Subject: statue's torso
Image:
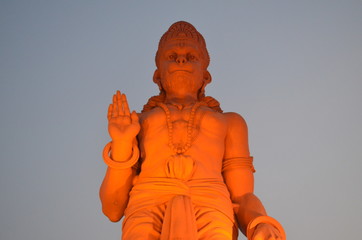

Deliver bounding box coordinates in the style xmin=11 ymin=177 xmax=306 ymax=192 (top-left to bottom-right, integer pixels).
xmin=138 ymin=104 xmax=228 ymax=180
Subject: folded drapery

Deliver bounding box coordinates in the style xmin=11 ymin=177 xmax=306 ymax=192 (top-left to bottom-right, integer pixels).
xmin=123 ymin=177 xmax=235 ymax=239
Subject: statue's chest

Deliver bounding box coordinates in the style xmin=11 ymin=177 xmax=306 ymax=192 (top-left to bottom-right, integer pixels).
xmin=140 ymin=106 xmax=227 ymax=141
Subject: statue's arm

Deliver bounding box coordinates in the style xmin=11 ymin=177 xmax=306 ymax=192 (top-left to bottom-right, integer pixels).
xmin=100 ymin=163 xmax=136 ymax=222
xmin=99 ymin=91 xmax=140 ymax=222
xmin=223 ymin=112 xmax=285 ymax=239
xmin=222 ymin=112 xmax=267 ymax=233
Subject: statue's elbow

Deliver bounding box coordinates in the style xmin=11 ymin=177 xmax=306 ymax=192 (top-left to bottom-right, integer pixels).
xmin=108 ymin=214 xmax=122 ymax=223
xmin=102 ymin=207 xmax=123 ymax=222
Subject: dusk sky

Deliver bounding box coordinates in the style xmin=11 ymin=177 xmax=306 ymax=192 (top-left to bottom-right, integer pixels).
xmin=1 ymin=1 xmax=361 ymax=239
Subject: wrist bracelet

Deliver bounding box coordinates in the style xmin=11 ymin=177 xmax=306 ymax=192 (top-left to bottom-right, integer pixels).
xmin=102 ymin=142 xmax=139 ymax=169
xmin=246 ymin=215 xmax=286 ymax=240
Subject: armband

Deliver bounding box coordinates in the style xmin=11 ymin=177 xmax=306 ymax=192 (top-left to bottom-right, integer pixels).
xmin=246 ymin=215 xmax=286 ymax=240
xmin=102 ymin=142 xmax=139 ymax=169
xmin=222 ymin=156 xmax=255 ymax=173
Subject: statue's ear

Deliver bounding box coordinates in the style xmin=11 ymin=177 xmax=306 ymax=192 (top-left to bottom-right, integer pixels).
xmin=153 ymin=69 xmax=160 ymax=83
xmin=204 ymin=70 xmax=212 ymax=85
xmin=153 ymin=69 xmax=162 ymax=91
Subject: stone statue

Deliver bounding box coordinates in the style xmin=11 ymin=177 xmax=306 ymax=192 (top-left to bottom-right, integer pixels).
xmin=100 ymin=21 xmax=285 ymax=240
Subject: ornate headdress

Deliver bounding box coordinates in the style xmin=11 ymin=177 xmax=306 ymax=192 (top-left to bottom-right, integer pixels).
xmin=155 ymin=21 xmax=210 ymax=68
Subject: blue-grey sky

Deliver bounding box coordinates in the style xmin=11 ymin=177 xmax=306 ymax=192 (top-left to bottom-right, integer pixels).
xmin=1 ymin=1 xmax=361 ymax=239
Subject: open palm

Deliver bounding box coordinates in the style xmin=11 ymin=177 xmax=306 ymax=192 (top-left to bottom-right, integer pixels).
xmin=107 ymin=91 xmax=140 ymax=142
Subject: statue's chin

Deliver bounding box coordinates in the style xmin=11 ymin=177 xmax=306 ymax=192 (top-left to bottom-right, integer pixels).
xmin=167 ymin=86 xmax=196 ymax=96
xmin=167 ymin=77 xmax=197 ymax=94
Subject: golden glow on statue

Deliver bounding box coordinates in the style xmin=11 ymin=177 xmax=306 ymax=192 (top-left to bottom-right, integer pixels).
xmin=100 ymin=21 xmax=285 ymax=240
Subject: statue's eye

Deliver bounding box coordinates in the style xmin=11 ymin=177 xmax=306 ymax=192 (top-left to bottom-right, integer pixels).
xmin=188 ymin=54 xmax=197 ymax=61
xmin=168 ymin=54 xmax=176 ymax=60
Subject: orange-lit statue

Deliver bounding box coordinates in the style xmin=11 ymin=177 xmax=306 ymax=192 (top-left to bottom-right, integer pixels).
xmin=100 ymin=21 xmax=285 ymax=240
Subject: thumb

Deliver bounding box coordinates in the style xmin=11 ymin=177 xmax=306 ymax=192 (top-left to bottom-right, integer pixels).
xmin=131 ymin=111 xmax=139 ymax=123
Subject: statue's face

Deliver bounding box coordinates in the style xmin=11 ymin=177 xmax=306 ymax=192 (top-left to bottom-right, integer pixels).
xmin=156 ymin=39 xmax=207 ymax=97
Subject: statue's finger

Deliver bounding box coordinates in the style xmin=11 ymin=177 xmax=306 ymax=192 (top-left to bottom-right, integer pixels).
xmin=122 ymin=94 xmax=131 ymax=116
xmin=271 ymin=225 xmax=284 ymax=240
xmin=112 ymin=94 xmax=118 ymax=116
xmin=251 ymin=231 xmax=264 ymax=240
xmin=117 ymin=91 xmax=124 ymax=115
xmin=112 ymin=95 xmax=119 ymax=117
xmin=107 ymin=104 xmax=112 ymax=120
xmin=113 ymin=105 xmax=119 ymax=118
xmin=274 ymin=231 xmax=282 ymax=240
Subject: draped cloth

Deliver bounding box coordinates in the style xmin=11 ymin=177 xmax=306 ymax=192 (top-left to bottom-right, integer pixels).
xmin=160 ymin=195 xmax=197 ymax=240
xmin=123 ymin=177 xmax=236 ymax=240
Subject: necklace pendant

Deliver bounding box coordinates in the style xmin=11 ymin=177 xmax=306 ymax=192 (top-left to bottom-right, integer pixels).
xmin=165 ymin=154 xmax=196 ymax=181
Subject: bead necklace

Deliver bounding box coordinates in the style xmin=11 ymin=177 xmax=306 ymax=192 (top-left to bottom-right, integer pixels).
xmin=157 ymin=101 xmax=204 ymax=154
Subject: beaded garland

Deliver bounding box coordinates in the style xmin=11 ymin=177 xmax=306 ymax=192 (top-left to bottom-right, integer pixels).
xmin=157 ymin=102 xmax=204 ymax=154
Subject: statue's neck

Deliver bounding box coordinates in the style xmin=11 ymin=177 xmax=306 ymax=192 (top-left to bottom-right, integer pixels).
xmin=164 ymin=94 xmax=198 ymax=110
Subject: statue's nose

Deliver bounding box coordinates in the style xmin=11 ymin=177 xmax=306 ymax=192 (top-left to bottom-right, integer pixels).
xmin=176 ymin=55 xmax=187 ymax=64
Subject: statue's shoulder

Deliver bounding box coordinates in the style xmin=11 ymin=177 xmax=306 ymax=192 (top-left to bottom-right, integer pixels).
xmin=222 ymin=112 xmax=248 ymax=130
xmin=138 ymin=106 xmax=163 ymax=123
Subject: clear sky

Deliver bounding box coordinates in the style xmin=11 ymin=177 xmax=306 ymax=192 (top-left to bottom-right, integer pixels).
xmin=1 ymin=1 xmax=361 ymax=239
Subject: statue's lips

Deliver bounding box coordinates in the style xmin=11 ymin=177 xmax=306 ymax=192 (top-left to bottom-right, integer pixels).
xmin=169 ymin=69 xmax=193 ymax=74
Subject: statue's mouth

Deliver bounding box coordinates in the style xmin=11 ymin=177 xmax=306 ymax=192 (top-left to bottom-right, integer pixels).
xmin=168 ymin=64 xmax=193 ymax=73
xmin=172 ymin=70 xmax=192 ymax=73
xmin=170 ymin=68 xmax=193 ymax=74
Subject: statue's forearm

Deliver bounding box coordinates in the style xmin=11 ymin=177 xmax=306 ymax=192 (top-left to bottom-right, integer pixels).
xmin=100 ymin=141 xmax=137 ymax=222
xmin=223 ymin=168 xmax=265 ymax=233
xmin=99 ymin=167 xmax=135 ymax=222
xmin=234 ymin=192 xmax=267 ymax=234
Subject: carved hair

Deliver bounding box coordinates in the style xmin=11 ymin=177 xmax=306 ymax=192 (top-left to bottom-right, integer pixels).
xmin=142 ymin=21 xmax=222 ymax=113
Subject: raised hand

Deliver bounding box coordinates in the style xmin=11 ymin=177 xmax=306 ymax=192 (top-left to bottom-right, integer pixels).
xmin=107 ymin=90 xmax=140 ymax=142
